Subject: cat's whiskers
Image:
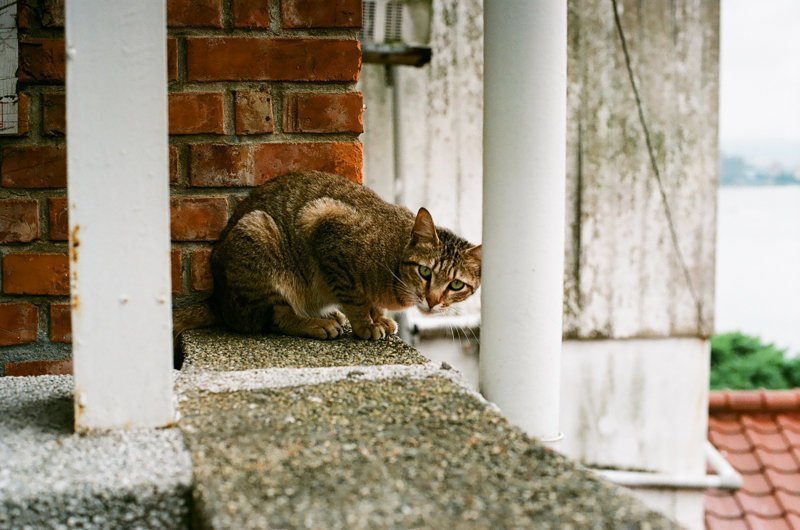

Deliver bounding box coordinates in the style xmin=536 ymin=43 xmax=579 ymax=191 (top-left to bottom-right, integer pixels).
xmin=446 ymin=321 xmax=457 ymax=346
xmin=464 ymin=324 xmax=479 ymax=344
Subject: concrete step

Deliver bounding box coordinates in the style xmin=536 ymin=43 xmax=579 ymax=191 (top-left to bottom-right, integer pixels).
xmin=0 ymin=375 xmax=192 ymax=529
xmin=178 ymin=329 xmax=679 ymax=529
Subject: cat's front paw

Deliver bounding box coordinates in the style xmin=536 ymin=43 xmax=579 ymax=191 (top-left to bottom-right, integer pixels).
xmin=375 ymin=315 xmax=398 ymax=335
xmin=352 ymin=322 xmax=384 ymax=340
xmin=326 ymin=309 xmax=348 ymax=327
xmin=352 ymin=317 xmax=397 ymax=340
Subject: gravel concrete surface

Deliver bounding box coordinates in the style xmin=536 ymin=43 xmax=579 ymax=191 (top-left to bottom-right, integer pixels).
xmin=180 ymin=376 xmax=678 ymax=529
xmin=181 ymin=328 xmax=428 ymax=371
xmin=0 ymin=375 xmax=192 ymax=529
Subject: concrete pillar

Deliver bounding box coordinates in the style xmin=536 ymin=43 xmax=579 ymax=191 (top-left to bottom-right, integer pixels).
xmin=66 ymin=0 xmax=174 ymax=430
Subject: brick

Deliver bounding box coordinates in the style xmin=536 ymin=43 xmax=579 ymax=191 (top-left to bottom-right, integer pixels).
xmin=170 ymin=197 xmax=228 ymax=241
xmin=16 ymin=0 xmax=63 ymax=30
xmin=187 ymin=38 xmax=361 ymax=82
xmin=0 ymin=199 xmax=40 ymax=243
xmin=232 ymin=0 xmax=270 ymax=28
xmin=190 ymin=142 xmax=363 ymax=186
xmin=49 ymin=302 xmax=71 ymax=343
xmin=171 ymin=248 xmax=182 ymax=294
xmin=16 ymin=93 xmax=30 ymax=136
xmin=284 ymin=92 xmax=363 ymax=133
xmin=18 ymin=38 xmax=65 ymax=83
xmin=281 ymin=0 xmax=361 ymax=28
xmin=170 ymin=145 xmax=180 ymax=183
xmin=169 ymin=92 xmax=225 ymax=135
xmin=168 ymin=0 xmax=223 ymax=28
xmin=252 ymin=142 xmax=362 ymax=183
xmin=190 ymin=248 xmax=213 ymax=292
xmin=48 ymin=197 xmax=68 ymax=241
xmin=234 ymin=91 xmax=274 ymax=134
xmin=41 ymin=0 xmax=65 ymax=28
xmin=1 ymin=146 xmax=67 ymax=188
xmin=5 ymin=359 xmax=73 ymax=376
xmin=190 ymin=144 xmax=255 ymax=187
xmin=17 ymin=1 xmax=32 ymax=29
xmin=168 ymin=38 xmax=178 ymax=82
xmin=42 ymin=92 xmax=66 ymax=136
xmin=3 ymin=253 xmax=70 ymax=295
xmin=0 ymin=303 xmax=38 ymax=346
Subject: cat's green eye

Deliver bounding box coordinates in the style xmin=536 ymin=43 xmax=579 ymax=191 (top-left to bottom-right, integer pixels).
xmin=449 ymin=279 xmax=465 ymax=291
xmin=418 ymin=265 xmax=432 ymax=280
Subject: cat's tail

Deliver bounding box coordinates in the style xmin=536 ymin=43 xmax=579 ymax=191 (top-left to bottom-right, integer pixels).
xmin=173 ymin=301 xmax=219 ymax=342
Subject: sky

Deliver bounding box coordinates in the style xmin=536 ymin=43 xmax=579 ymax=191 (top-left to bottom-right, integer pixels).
xmin=720 ymin=0 xmax=800 ymax=166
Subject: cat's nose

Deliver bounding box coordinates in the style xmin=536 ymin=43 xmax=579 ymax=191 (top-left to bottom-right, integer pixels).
xmin=426 ymin=294 xmax=440 ymax=309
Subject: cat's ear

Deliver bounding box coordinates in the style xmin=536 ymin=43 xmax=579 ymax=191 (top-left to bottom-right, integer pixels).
xmin=465 ymin=244 xmax=482 ymax=262
xmin=411 ymin=207 xmax=439 ymax=246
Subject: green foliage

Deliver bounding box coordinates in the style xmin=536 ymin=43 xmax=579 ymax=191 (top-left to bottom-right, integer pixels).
xmin=710 ymin=332 xmax=800 ymax=390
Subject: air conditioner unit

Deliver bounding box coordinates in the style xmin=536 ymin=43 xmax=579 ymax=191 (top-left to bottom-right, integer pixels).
xmin=359 ymin=0 xmax=432 ymax=67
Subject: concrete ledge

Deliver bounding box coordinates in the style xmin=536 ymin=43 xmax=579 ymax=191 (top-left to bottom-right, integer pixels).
xmin=0 ymin=376 xmax=192 ymax=529
xmin=178 ymin=331 xmax=678 ymax=529
xmin=181 ymin=328 xmax=428 ymax=371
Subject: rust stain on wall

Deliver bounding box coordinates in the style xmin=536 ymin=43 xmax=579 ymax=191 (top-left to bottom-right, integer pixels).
xmin=70 ymin=223 xmax=79 ymax=310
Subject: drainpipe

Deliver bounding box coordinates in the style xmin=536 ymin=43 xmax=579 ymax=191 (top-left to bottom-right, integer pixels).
xmin=593 ymin=442 xmax=743 ymax=490
xmin=480 ymin=2 xmax=567 ymax=442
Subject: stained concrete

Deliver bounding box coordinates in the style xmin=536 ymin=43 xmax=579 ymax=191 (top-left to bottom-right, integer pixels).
xmin=180 ymin=375 xmax=677 ymax=529
xmin=181 ymin=328 xmax=428 ymax=371
xmin=0 ymin=375 xmax=192 ymax=529
xmin=1 ymin=332 xmax=679 ymax=528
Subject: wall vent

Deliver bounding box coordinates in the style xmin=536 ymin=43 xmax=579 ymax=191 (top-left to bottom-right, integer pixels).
xmin=359 ymin=0 xmax=432 ymax=67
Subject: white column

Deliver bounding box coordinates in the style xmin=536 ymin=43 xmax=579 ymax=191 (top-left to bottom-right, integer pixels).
xmin=480 ymin=1 xmax=567 ymax=441
xmin=66 ymin=0 xmax=174 ymax=430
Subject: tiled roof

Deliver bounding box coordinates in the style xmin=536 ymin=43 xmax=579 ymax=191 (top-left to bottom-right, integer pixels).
xmin=706 ymin=390 xmax=800 ymax=530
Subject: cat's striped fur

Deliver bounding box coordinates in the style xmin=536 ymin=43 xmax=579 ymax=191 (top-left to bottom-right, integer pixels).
xmin=174 ymin=171 xmax=481 ymax=341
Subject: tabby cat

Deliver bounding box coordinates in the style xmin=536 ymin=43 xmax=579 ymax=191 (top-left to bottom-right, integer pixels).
xmin=175 ymin=171 xmax=481 ymax=340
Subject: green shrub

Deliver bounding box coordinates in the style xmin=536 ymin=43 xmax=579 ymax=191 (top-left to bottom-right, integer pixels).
xmin=710 ymin=332 xmax=800 ymax=390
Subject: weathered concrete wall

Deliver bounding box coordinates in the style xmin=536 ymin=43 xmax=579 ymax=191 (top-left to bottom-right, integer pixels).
xmin=564 ymin=0 xmax=720 ymax=339
xmin=362 ymin=0 xmax=720 ymax=340
xmin=560 ymin=337 xmax=710 ymax=475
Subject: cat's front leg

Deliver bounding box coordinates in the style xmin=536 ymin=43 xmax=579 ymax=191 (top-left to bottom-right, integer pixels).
xmin=370 ymin=306 xmax=397 ymax=336
xmin=341 ymin=303 xmax=391 ymax=340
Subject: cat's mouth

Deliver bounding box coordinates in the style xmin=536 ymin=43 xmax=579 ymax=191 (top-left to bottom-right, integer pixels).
xmin=416 ymin=302 xmax=443 ymax=315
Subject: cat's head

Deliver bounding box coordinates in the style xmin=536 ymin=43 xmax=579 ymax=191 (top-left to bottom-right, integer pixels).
xmin=399 ymin=208 xmax=481 ymax=314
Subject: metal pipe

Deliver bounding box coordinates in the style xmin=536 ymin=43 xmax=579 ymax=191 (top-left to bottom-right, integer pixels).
xmin=480 ymin=1 xmax=568 ymax=441
xmin=593 ymin=442 xmax=742 ymax=490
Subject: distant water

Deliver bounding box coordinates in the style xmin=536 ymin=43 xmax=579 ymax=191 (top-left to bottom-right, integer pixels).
xmin=715 ymin=186 xmax=800 ymax=355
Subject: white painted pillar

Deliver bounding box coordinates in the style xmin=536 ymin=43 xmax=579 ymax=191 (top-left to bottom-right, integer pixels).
xmin=66 ymin=0 xmax=174 ymax=430
xmin=480 ymin=1 xmax=567 ymax=441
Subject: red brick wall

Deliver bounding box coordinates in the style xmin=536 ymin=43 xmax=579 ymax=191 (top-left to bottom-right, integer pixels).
xmin=1 ymin=0 xmax=363 ymax=374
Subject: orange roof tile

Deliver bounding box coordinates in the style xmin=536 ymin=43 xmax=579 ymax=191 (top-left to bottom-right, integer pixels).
xmin=743 ymin=514 xmax=792 ymax=530
xmin=740 ymin=473 xmax=772 ymax=496
xmin=747 ymin=430 xmax=790 ymax=452
xmin=705 ymin=514 xmax=749 ymax=530
xmin=776 ymin=413 xmax=800 ymax=433
xmin=705 ymin=491 xmax=744 ymax=519
xmin=707 ymin=390 xmax=800 ymax=529
xmin=741 ymin=414 xmax=780 ymax=434
xmin=754 ymin=448 xmax=798 ymax=473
